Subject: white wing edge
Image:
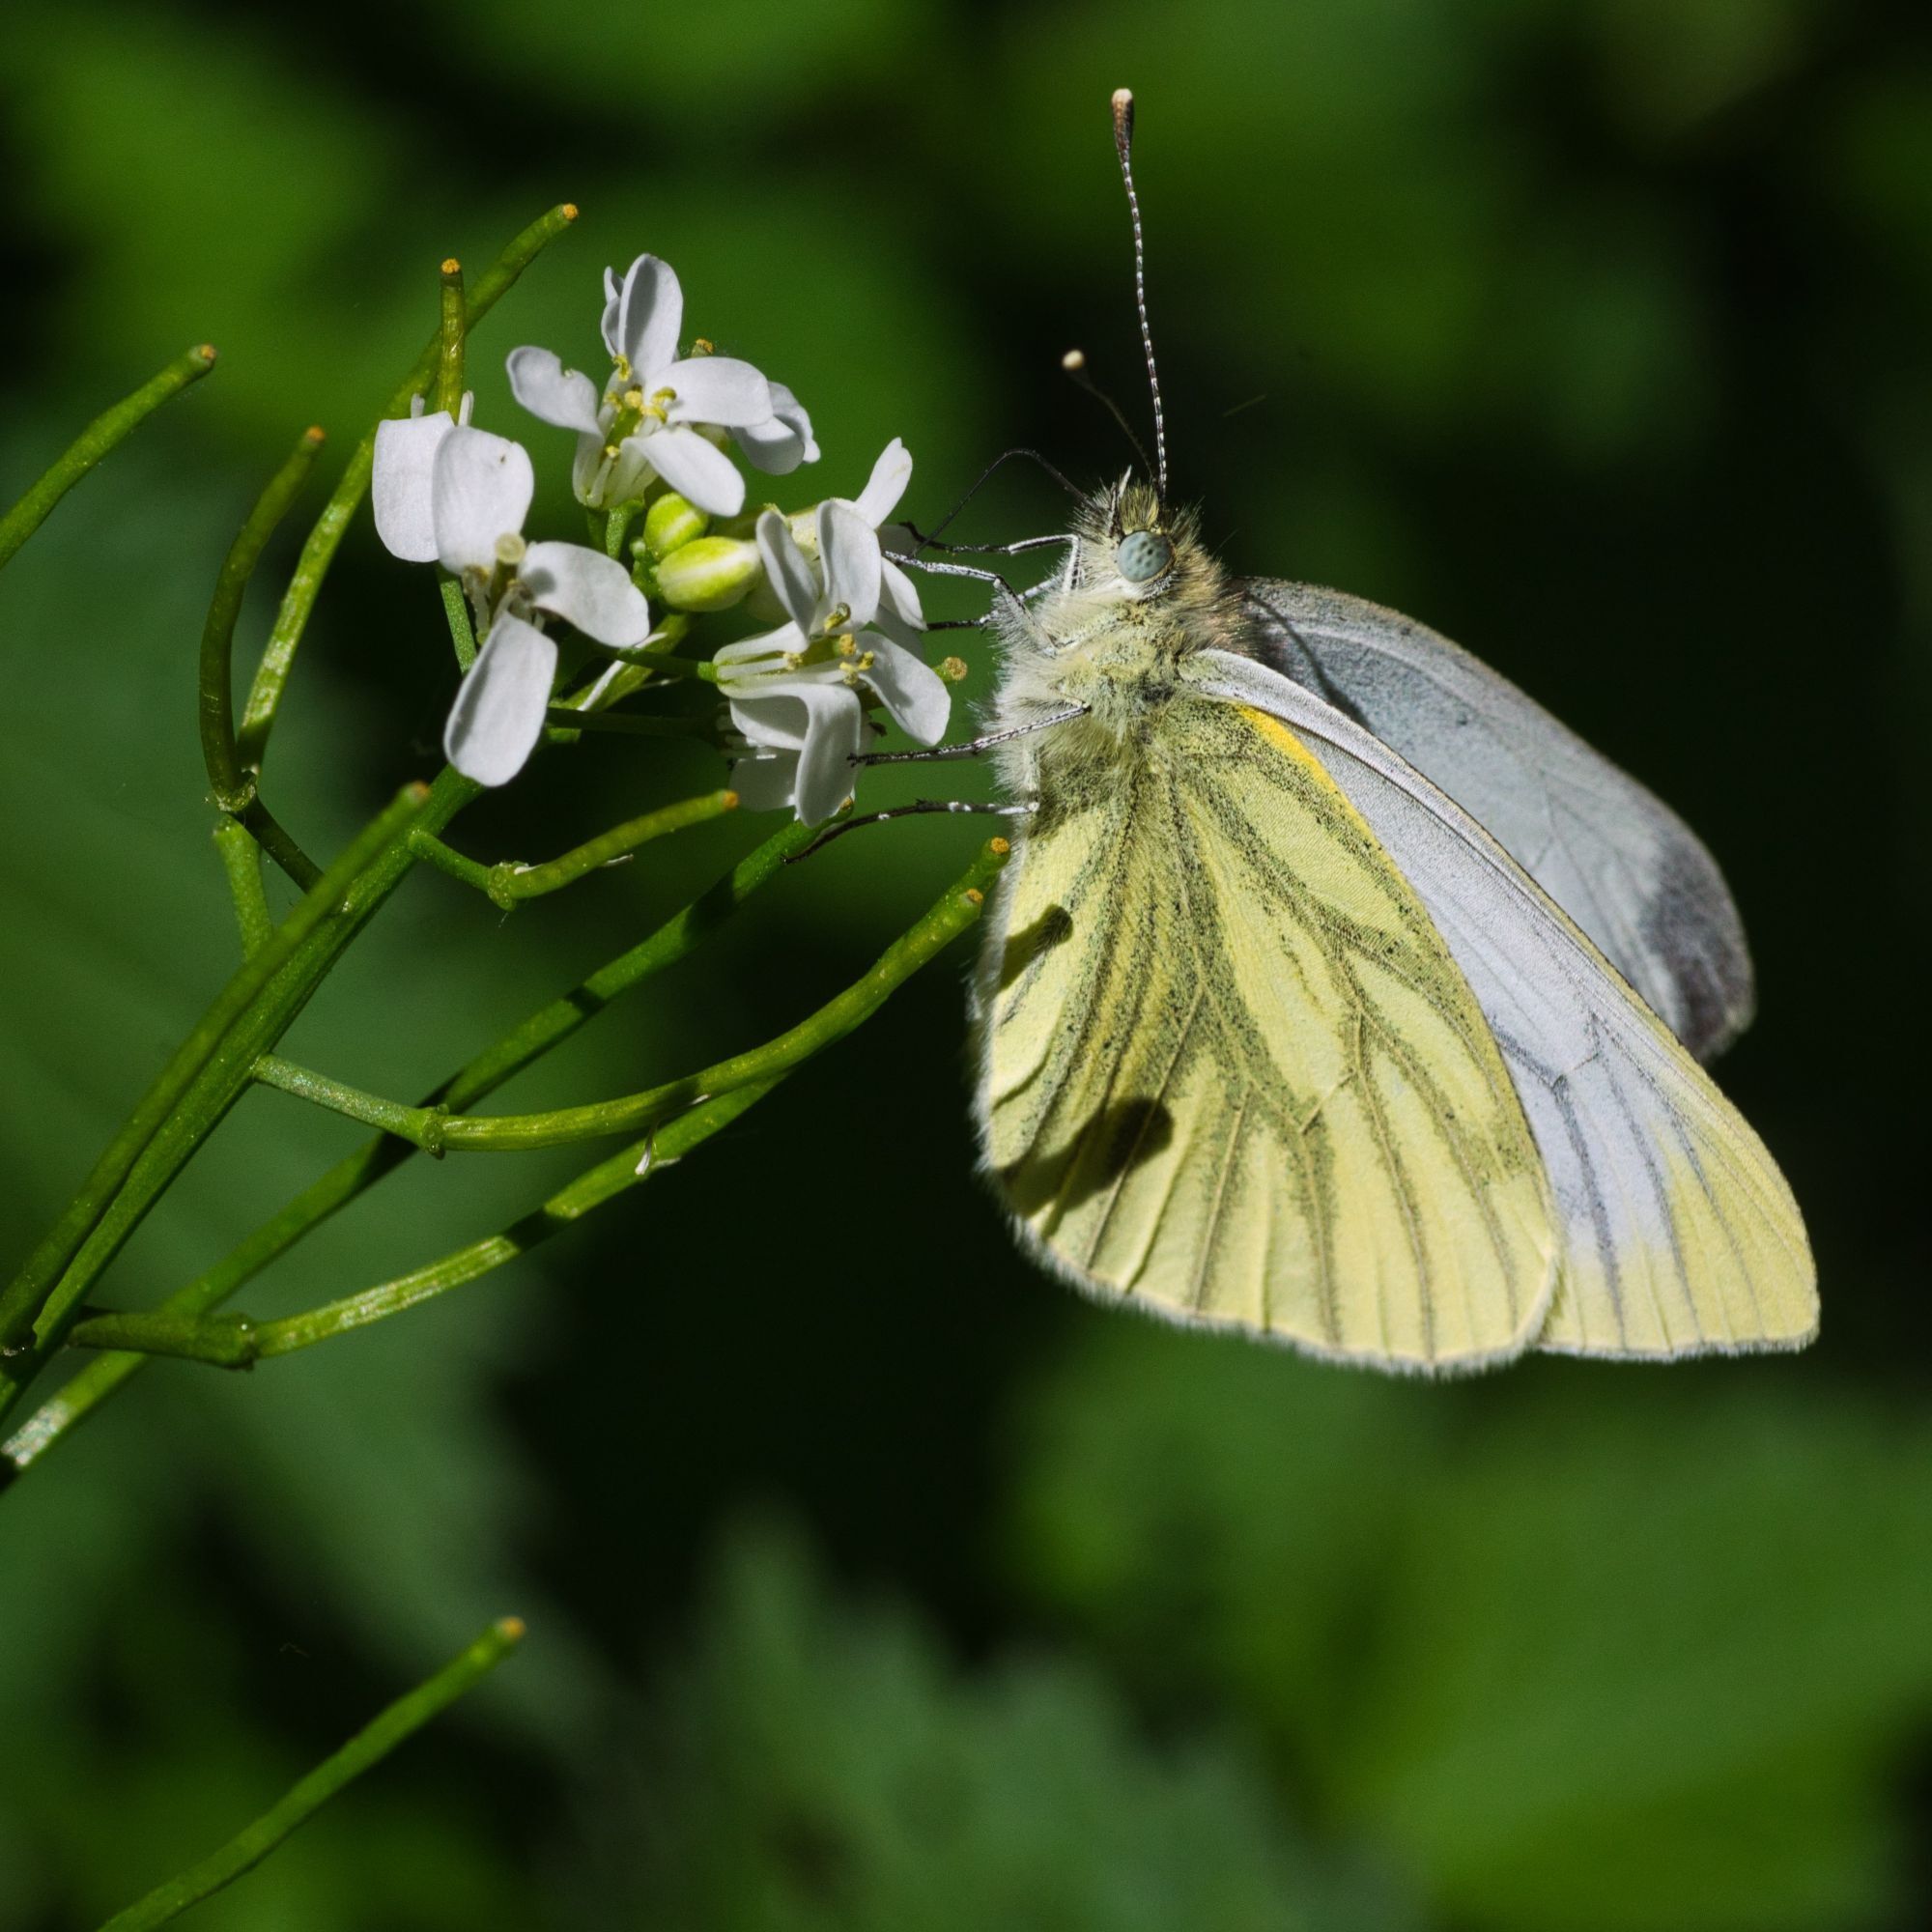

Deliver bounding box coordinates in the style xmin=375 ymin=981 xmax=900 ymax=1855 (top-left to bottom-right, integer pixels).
xmin=1192 ymin=648 xmax=1817 ymax=1361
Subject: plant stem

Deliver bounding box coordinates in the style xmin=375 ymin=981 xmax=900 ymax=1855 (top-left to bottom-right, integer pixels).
xmin=236 ymin=203 xmax=578 ymax=770
xmin=252 ymin=1056 xmax=445 ymax=1151
xmin=0 ymin=775 xmax=474 ymax=1425
xmin=213 ymin=819 xmax=273 ymax=956
xmin=437 ymin=837 xmax=1008 ymax=1151
xmin=416 ymin=788 xmax=739 ymax=910
xmin=199 ymin=425 xmax=326 ymax=812
xmin=0 ymin=345 xmax=216 ymax=572
xmin=436 ymin=258 xmax=466 ymax=418
xmin=1 ymin=818 xmax=813 ymax=1481
xmin=231 ymin=795 xmax=324 ymax=892
xmin=439 ymin=575 xmax=478 ymax=670
xmin=71 ymin=1084 xmax=778 ymax=1366
xmin=97 ymin=1619 xmax=525 ymax=1931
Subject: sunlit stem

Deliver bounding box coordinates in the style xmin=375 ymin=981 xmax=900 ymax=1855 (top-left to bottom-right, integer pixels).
xmin=440 ymin=575 xmax=479 ymax=670
xmin=212 ymin=819 xmax=272 ymax=957
xmin=412 ymin=788 xmax=738 ymax=910
xmin=252 ymin=1055 xmax=446 ymax=1152
xmin=0 ymin=818 xmax=816 ymax=1482
xmin=199 ymin=424 xmax=327 ymax=813
xmin=437 ymin=838 xmax=1009 ymax=1152
xmin=436 ymin=257 xmax=466 ymax=417
xmin=0 ymin=778 xmax=468 ymax=1424
xmin=237 ymin=202 xmax=578 ymax=770
xmin=67 ymin=1088 xmax=774 ymax=1369
xmin=0 ymin=344 xmax=216 ymax=572
xmin=97 ymin=1619 xmax=525 ymax=1931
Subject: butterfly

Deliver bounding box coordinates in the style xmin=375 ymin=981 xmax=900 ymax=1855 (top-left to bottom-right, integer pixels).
xmin=952 ymin=93 xmax=1814 ymax=1373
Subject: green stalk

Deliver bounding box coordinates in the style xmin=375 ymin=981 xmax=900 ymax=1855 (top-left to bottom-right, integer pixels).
xmin=414 ymin=787 xmax=738 ymax=909
xmin=0 ymin=774 xmax=475 ymax=1425
xmin=252 ymin=1056 xmax=445 ymax=1151
xmin=213 ymin=819 xmax=273 ymax=957
xmin=68 ymin=1086 xmax=774 ymax=1369
xmin=0 ymin=345 xmax=216 ymax=572
xmin=237 ymin=203 xmax=578 ymax=769
xmin=98 ymin=1619 xmax=525 ymax=1931
xmin=199 ymin=425 xmax=327 ymax=812
xmin=436 ymin=257 xmax=466 ymax=418
xmin=435 ymin=836 xmax=1007 ymax=1151
xmin=1 ymin=819 xmax=813 ymax=1481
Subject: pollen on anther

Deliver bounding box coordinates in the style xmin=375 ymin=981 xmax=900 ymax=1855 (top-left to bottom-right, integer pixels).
xmin=560 ymin=203 xmax=580 ymax=220
xmin=965 ymin=888 xmax=985 ymax=906
xmin=990 ymin=838 xmax=1011 ymax=855
xmin=302 ymin=425 xmax=327 ymax=444
xmin=440 ymin=256 xmax=461 ymax=275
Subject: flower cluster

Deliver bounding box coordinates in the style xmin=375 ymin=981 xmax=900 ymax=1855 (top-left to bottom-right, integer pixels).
xmin=370 ymin=253 xmax=950 ymax=814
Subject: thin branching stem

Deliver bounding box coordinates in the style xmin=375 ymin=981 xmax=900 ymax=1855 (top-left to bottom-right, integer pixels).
xmin=252 ymin=1056 xmax=446 ymax=1151
xmin=0 ymin=345 xmax=216 ymax=571
xmin=51 ymin=838 xmax=1004 ymax=1372
xmin=436 ymin=837 xmax=1009 ymax=1152
xmin=199 ymin=426 xmax=327 ymax=812
xmin=237 ymin=203 xmax=578 ymax=769
xmin=67 ymin=1087 xmax=774 ymax=1368
xmin=413 ymin=788 xmax=739 ymax=910
xmin=1 ymin=818 xmax=814 ymax=1481
xmin=98 ymin=1620 xmax=525 ymax=1931
xmin=0 ymin=777 xmax=473 ymax=1426
xmin=212 ymin=820 xmax=273 ymax=957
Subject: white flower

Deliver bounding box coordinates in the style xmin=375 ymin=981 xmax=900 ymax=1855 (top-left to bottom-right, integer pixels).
xmin=372 ymin=416 xmax=650 ymax=787
xmin=505 ymin=254 xmax=794 ymax=517
xmin=714 ymin=486 xmax=950 ymax=824
xmin=735 ymin=380 xmax=819 ymax=476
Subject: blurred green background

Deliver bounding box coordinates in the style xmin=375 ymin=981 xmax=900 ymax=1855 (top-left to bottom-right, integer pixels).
xmin=2 ymin=0 xmax=1929 ymax=1925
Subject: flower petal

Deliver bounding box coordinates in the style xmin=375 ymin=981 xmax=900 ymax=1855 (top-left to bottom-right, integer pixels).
xmin=755 ymin=510 xmax=821 ymax=634
xmin=432 ymin=428 xmax=534 ymax=575
xmin=443 ymin=613 xmax=556 ymax=787
xmin=854 ymin=437 xmax=912 ymax=526
xmin=659 ymin=356 xmax=773 ymax=429
xmin=616 ymin=254 xmax=683 ymax=381
xmin=881 ymin=556 xmax=924 ymax=629
xmin=735 ymin=381 xmax=818 ymax=475
xmin=728 ymin=745 xmax=805 ymax=814
xmin=789 ymin=684 xmax=866 ymax=823
xmin=859 ymin=636 xmax=952 ymax=745
xmin=817 ymin=499 xmax=882 ymax=629
xmin=640 ymin=426 xmax=744 ymax=517
xmin=506 ymin=346 xmax=604 ymax=435
xmin=371 ymin=411 xmax=455 ymax=562
xmin=600 ymin=265 xmax=623 ymax=360
xmin=521 ymin=541 xmax=650 ymax=647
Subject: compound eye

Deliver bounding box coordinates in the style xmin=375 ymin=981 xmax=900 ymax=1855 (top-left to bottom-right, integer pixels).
xmin=1116 ymin=528 xmax=1173 ymax=583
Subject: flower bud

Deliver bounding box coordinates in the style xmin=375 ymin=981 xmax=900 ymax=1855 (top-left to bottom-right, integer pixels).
xmin=655 ymin=535 xmax=762 ymax=611
xmin=641 ymin=492 xmax=710 ymax=558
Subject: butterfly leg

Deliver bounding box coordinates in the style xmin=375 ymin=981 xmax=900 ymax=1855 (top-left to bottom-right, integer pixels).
xmin=853 ymin=706 xmax=1088 ymax=768
xmin=788 ymin=798 xmax=1035 ymax=863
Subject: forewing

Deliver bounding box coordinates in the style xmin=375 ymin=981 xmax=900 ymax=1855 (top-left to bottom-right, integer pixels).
xmin=973 ymin=699 xmax=1557 ymax=1372
xmin=1239 ymin=579 xmax=1754 ymax=1062
xmin=1196 ymin=650 xmax=1815 ymax=1357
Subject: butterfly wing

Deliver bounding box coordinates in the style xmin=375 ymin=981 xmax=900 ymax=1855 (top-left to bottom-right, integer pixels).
xmin=1194 ymin=649 xmax=1815 ymax=1358
xmin=974 ymin=695 xmax=1559 ymax=1372
xmin=1239 ymin=579 xmax=1754 ymax=1062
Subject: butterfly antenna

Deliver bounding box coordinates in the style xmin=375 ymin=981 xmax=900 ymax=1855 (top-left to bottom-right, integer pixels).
xmin=1111 ymin=87 xmax=1168 ymax=501
xmin=1060 ymin=348 xmax=1155 ymax=482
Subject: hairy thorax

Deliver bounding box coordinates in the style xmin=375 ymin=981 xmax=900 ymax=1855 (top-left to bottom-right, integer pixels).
xmin=987 ymin=483 xmax=1244 ymax=813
